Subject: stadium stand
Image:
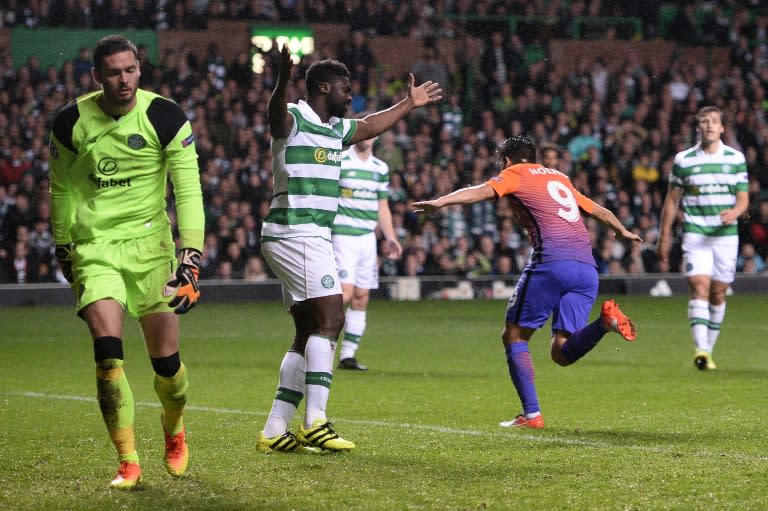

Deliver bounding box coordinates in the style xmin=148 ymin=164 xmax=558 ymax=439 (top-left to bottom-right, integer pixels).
xmin=0 ymin=0 xmax=767 ymax=284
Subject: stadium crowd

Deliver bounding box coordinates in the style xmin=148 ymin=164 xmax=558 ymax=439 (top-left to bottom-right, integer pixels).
xmin=1 ymin=1 xmax=768 ymax=284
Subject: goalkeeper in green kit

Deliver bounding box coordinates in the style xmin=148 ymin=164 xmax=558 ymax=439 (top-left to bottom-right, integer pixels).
xmin=49 ymin=35 xmax=204 ymax=490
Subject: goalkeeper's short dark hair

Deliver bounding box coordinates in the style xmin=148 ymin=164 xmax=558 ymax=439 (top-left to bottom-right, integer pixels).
xmin=93 ymin=35 xmax=138 ymax=71
xmin=497 ymin=135 xmax=537 ymax=165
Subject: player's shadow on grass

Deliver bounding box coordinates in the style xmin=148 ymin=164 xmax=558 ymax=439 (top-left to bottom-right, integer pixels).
xmin=550 ymin=427 xmax=730 ymax=449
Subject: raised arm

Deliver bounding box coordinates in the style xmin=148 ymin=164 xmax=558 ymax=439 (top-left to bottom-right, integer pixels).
xmin=267 ymin=44 xmax=295 ymax=139
xmin=413 ymin=183 xmax=496 ymax=213
xmin=351 ymin=73 xmax=442 ymax=144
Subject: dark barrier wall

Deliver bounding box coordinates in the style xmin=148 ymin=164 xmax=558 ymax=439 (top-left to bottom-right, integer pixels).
xmin=1 ymin=275 xmax=766 ymax=308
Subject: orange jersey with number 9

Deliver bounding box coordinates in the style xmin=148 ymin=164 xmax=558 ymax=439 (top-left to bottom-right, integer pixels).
xmin=486 ymin=163 xmax=597 ymax=266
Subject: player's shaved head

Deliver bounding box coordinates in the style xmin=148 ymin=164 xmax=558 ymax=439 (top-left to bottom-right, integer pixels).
xmin=305 ymin=59 xmax=350 ymax=96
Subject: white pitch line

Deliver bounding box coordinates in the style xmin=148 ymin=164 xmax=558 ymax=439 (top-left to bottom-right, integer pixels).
xmin=7 ymin=391 xmax=768 ymax=463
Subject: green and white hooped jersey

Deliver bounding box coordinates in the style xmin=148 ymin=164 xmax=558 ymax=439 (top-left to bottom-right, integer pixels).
xmin=262 ymin=100 xmax=357 ymax=241
xmin=670 ymin=142 xmax=748 ymax=237
xmin=332 ymin=148 xmax=390 ymax=236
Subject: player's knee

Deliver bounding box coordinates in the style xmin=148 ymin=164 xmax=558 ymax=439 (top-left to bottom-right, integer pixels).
xmin=550 ymin=335 xmax=572 ymax=366
xmin=151 ymin=351 xmax=181 ymax=377
xmin=351 ymin=292 xmax=369 ymax=309
xmin=329 ymin=314 xmax=346 ymax=337
xmin=93 ymin=336 xmax=123 ymax=368
xmin=317 ymin=312 xmax=345 ymax=338
xmin=551 ymin=348 xmax=572 ymax=366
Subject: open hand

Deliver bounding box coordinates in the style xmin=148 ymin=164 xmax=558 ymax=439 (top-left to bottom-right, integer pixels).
xmin=412 ymin=199 xmax=441 ymax=214
xmin=407 ymin=73 xmax=443 ymax=108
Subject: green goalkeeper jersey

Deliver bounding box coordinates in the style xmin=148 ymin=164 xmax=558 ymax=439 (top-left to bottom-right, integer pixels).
xmin=49 ymin=89 xmax=204 ymax=250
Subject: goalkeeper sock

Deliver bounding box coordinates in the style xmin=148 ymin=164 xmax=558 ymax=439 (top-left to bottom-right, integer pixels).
xmin=339 ymin=308 xmax=366 ymax=361
xmin=504 ymin=342 xmax=540 ymax=415
xmin=96 ymin=356 xmax=137 ymax=462
xmin=560 ymin=318 xmax=606 ymax=363
xmin=263 ymin=351 xmax=305 ymax=438
xmin=304 ymin=335 xmax=334 ymax=428
xmin=154 ymin=361 xmax=188 ymax=436
xmin=707 ymin=302 xmax=726 ymax=353
xmin=688 ymin=299 xmax=710 ymax=352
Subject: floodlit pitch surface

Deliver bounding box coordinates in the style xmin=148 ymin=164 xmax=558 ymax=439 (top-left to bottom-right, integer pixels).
xmin=1 ymin=295 xmax=767 ymax=510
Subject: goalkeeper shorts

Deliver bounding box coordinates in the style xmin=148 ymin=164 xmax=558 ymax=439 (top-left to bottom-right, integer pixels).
xmin=72 ymin=229 xmax=176 ymax=318
xmin=262 ymin=236 xmax=342 ymax=310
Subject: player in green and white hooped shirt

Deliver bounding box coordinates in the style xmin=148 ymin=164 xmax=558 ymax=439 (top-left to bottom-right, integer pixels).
xmin=49 ymin=35 xmax=204 ymax=488
xmin=258 ymin=44 xmax=442 ymax=453
xmin=658 ymin=106 xmax=749 ymax=370
xmin=332 ymin=136 xmax=403 ymax=371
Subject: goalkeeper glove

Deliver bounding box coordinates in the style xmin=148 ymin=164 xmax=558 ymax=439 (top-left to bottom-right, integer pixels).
xmin=55 ymin=244 xmax=74 ymax=283
xmin=164 ymin=248 xmax=202 ymax=314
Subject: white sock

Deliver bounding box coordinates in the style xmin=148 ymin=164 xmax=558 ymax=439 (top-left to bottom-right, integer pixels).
xmin=707 ymin=302 xmax=726 ymax=353
xmin=688 ymin=299 xmax=710 ymax=352
xmin=304 ymin=335 xmax=334 ymax=428
xmin=339 ymin=308 xmax=366 ymax=360
xmin=262 ymin=351 xmax=305 ymax=438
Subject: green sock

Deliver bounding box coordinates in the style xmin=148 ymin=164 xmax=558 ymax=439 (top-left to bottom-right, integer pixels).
xmin=154 ymin=363 xmax=188 ymax=436
xmin=96 ymin=358 xmax=137 ymax=461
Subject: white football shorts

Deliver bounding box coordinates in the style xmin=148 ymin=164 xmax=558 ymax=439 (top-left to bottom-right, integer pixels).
xmin=261 ymin=237 xmax=342 ymax=309
xmin=332 ymin=232 xmax=379 ymax=290
xmin=681 ymin=232 xmax=738 ymax=283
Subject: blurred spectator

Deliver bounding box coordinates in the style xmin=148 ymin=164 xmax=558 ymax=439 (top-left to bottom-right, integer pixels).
xmin=2 ymin=193 xmax=34 ymax=245
xmin=27 ymin=216 xmax=52 ymax=264
xmin=244 ymin=0 xmax=279 ymax=21
xmin=747 ymin=199 xmax=768 ymax=259
xmin=402 ymin=247 xmax=426 ymax=276
xmin=668 ymin=4 xmax=701 ymax=45
xmin=243 ymin=255 xmax=268 ymax=282
xmin=567 ymin=121 xmax=602 ymax=163
xmin=347 ymin=0 xmax=379 ymax=36
xmin=3 ymin=3 xmax=768 ymax=284
xmin=1 ymin=145 xmax=32 ymax=187
xmin=480 ymin=31 xmax=523 ymax=104
xmin=339 ymin=30 xmax=375 ymax=93
xmin=8 ymin=239 xmax=32 ymax=283
xmin=215 ymin=259 xmax=233 ymax=280
xmin=737 ymin=242 xmax=766 ymax=274
xmin=412 ymin=46 xmax=450 ymax=91
xmin=468 ymin=234 xmax=496 ymax=277
xmin=228 ymin=50 xmax=255 ymax=89
xmin=136 ymin=43 xmax=158 ymax=89
xmin=492 ymin=253 xmax=517 ymax=276
xmin=71 ymin=46 xmax=91 ymax=83
xmin=223 ymin=240 xmax=246 ymax=278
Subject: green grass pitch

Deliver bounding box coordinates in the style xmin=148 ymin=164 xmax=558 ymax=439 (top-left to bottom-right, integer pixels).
xmin=1 ymin=294 xmax=767 ymax=510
